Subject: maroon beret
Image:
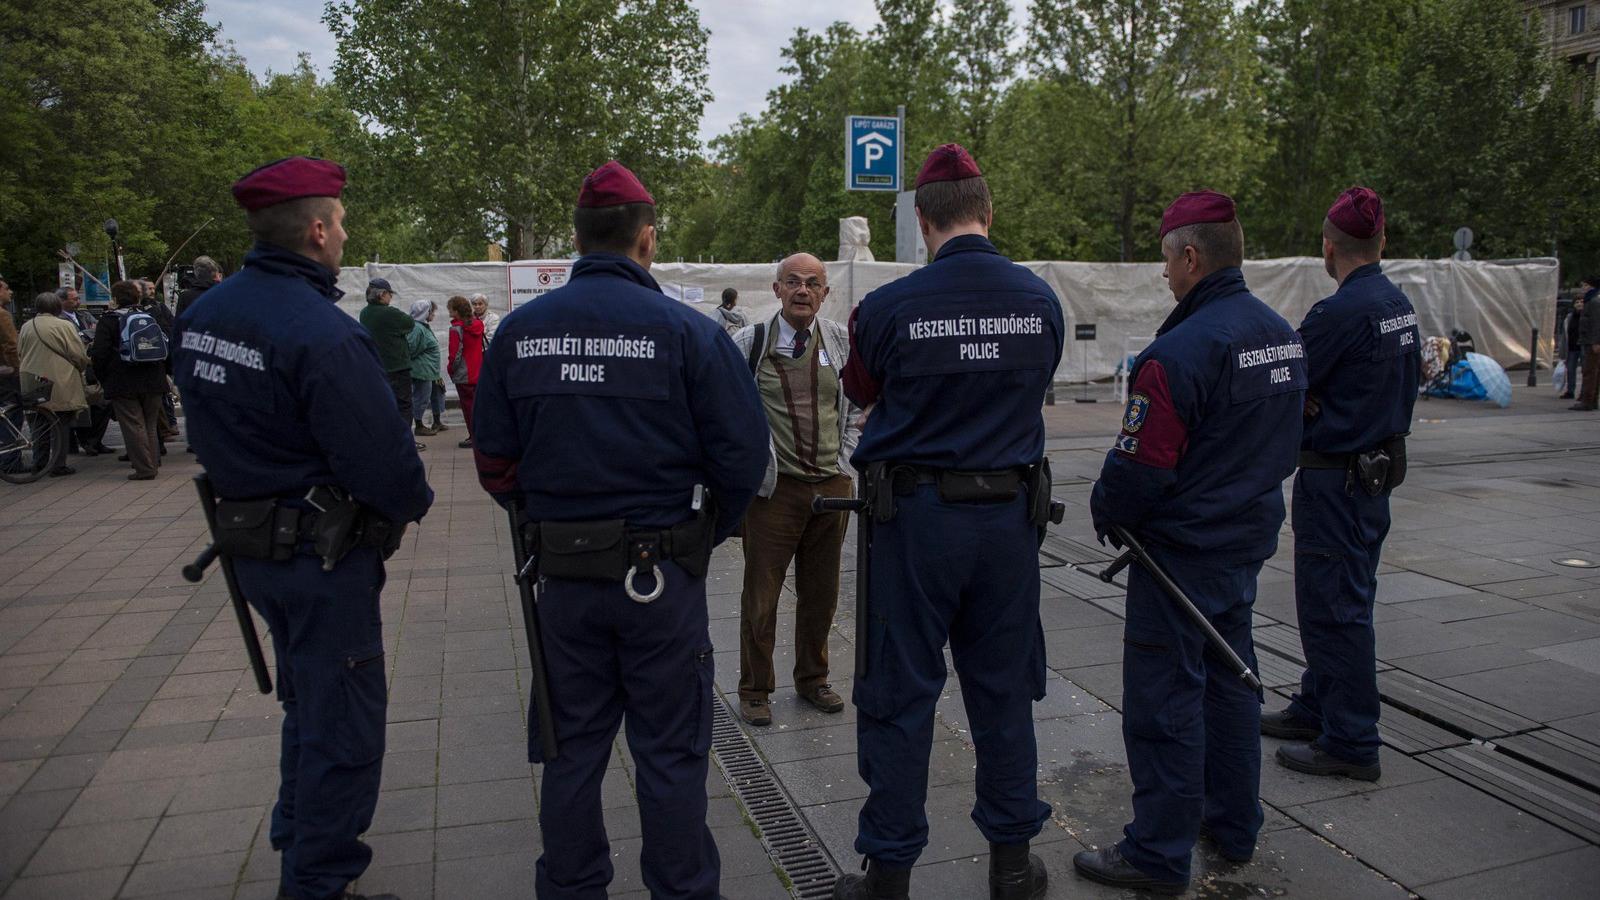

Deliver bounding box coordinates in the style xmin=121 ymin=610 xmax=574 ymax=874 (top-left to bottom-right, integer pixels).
xmin=1327 ymin=186 xmax=1384 ymax=239
xmin=578 ymin=161 xmax=654 ymax=208
xmin=1160 ymin=190 xmax=1236 ymax=238
xmin=915 ymin=143 xmax=983 ymax=188
xmin=231 ymin=157 xmax=347 ymax=212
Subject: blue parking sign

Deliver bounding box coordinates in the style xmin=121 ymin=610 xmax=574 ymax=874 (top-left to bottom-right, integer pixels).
xmin=846 ymin=115 xmax=900 ymax=192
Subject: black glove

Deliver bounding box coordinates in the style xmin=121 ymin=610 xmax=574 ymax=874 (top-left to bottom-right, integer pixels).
xmin=382 ymin=522 xmax=407 ymax=560
xmin=1094 ymin=522 xmax=1125 ymax=551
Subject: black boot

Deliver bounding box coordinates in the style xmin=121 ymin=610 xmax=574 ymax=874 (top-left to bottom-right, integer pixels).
xmin=833 ymin=859 xmax=911 ymax=900
xmin=990 ymin=841 xmax=1047 ymax=900
xmin=1074 ymin=845 xmax=1187 ymax=895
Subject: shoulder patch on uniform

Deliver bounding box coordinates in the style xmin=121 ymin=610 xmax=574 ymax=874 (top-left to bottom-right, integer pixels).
xmin=1123 ymin=393 xmax=1150 ymax=433
xmin=1114 ymin=434 xmax=1139 ymax=455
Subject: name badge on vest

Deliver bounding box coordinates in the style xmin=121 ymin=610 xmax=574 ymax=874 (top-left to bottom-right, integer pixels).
xmin=817 ymin=347 xmax=832 ymax=368
xmin=1371 ymin=308 xmax=1420 ymax=361
xmin=896 ymin=301 xmax=1055 ymax=378
xmin=1229 ymin=332 xmax=1307 ymax=404
xmin=506 ymin=328 xmax=673 ymax=402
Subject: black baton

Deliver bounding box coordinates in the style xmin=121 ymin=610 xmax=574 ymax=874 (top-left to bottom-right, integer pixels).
xmin=1096 ymin=524 xmax=1262 ymax=692
xmin=813 ymin=495 xmax=870 ymax=677
xmin=183 ymin=476 xmax=273 ymax=694
xmin=507 ymin=502 xmax=560 ymax=763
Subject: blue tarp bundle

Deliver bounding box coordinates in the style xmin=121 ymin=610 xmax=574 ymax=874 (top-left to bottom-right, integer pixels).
xmin=1425 ymin=352 xmax=1512 ymax=408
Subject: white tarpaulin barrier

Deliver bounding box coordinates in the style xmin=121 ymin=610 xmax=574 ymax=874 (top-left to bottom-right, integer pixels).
xmin=337 ymin=256 xmax=1557 ymax=383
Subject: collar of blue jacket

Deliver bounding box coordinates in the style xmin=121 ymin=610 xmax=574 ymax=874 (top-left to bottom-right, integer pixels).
xmin=932 ymin=232 xmax=1001 ymax=262
xmin=1160 ymin=266 xmax=1248 ymax=336
xmin=571 ymin=253 xmax=663 ymax=293
xmin=244 ymin=243 xmax=343 ymax=300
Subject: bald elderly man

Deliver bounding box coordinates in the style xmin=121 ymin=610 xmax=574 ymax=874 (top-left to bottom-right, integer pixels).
xmin=730 ymin=253 xmax=862 ymax=727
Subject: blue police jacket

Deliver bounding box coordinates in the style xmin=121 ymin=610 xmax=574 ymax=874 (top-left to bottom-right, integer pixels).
xmin=843 ymin=234 xmax=1064 ymax=469
xmin=173 ymin=243 xmax=434 ymax=525
xmin=1299 ymin=263 xmax=1420 ymax=454
xmin=472 ymin=253 xmax=769 ymax=543
xmin=1091 ymin=268 xmax=1306 ymax=563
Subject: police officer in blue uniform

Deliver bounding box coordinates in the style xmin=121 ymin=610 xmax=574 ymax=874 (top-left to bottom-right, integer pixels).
xmin=1074 ymin=192 xmax=1306 ymax=895
xmin=1264 ymin=188 xmax=1419 ymax=781
xmin=834 ymin=144 xmax=1063 ymax=900
xmin=471 ymin=161 xmax=769 ymax=900
xmin=174 ymin=157 xmax=433 ymax=900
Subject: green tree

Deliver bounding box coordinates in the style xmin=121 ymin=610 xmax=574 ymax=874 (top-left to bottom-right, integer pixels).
xmin=324 ymin=0 xmax=711 ymax=260
xmin=1245 ymin=0 xmax=1410 ymax=256
xmin=1027 ymin=0 xmax=1267 ymax=261
xmin=1366 ymin=0 xmax=1599 ymax=264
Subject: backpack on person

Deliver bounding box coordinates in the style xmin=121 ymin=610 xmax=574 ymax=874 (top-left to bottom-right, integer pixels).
xmin=118 ymin=309 xmax=168 ymax=363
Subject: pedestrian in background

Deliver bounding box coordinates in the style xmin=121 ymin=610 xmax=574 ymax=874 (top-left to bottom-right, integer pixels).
xmin=92 ymin=280 xmax=169 ymax=480
xmin=447 ymin=294 xmax=484 ymax=448
xmin=1561 ymin=291 xmax=1583 ymax=400
xmin=1573 ymin=276 xmax=1600 ymax=412
xmin=470 ymin=293 xmax=500 ymax=343
xmin=717 ymin=287 xmax=746 ymax=333
xmin=361 ymin=278 xmax=426 ymax=450
xmin=18 ymin=291 xmax=89 ymax=477
xmin=407 ymin=299 xmax=444 ymax=437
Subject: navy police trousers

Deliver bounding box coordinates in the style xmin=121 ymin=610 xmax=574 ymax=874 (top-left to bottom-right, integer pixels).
xmin=1118 ymin=545 xmax=1263 ymax=882
xmin=1287 ymin=467 xmax=1390 ymax=766
xmin=533 ymin=561 xmax=720 ymax=900
xmin=853 ymin=486 xmax=1051 ymax=869
xmin=234 ymin=549 xmax=388 ymax=900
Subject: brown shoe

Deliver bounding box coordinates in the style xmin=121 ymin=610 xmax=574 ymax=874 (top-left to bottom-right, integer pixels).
xmin=740 ymin=697 xmax=771 ymax=726
xmin=801 ymin=683 xmax=845 ymax=714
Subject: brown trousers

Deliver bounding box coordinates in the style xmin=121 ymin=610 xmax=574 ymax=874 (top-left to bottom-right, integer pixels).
xmin=739 ymin=472 xmax=852 ymax=700
xmin=111 ymin=392 xmax=164 ymax=477
xmin=1582 ymin=347 xmax=1600 ymax=408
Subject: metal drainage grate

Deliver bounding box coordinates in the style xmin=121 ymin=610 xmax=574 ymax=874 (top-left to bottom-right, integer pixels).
xmin=710 ymin=697 xmax=840 ymax=899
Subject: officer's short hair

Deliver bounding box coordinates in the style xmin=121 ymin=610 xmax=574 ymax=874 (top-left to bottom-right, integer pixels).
xmin=573 ymin=202 xmax=656 ymax=256
xmin=33 ymin=292 xmax=62 ymax=315
xmin=193 ymin=256 xmax=220 ymax=282
xmin=111 ymin=280 xmax=142 ymax=308
xmin=1162 ymin=220 xmax=1245 ymax=270
xmin=245 ymin=196 xmax=340 ymax=252
xmin=915 ymin=176 xmax=992 ymax=232
xmin=1322 ymin=218 xmax=1382 ymax=259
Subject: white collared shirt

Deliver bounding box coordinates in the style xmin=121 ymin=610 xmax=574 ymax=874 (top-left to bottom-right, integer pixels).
xmin=773 ymin=315 xmax=812 ymax=358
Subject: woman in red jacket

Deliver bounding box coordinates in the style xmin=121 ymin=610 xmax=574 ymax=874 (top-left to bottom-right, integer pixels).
xmin=446 ymin=294 xmax=486 ymax=448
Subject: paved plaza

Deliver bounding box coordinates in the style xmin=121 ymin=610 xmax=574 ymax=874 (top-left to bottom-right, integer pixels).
xmin=2 ymin=382 xmax=1599 ymax=899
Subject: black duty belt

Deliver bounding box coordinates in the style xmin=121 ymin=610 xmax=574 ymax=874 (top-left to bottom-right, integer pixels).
xmin=1298 ymin=435 xmax=1409 ymax=497
xmin=1298 ymin=450 xmax=1353 ymax=469
xmin=212 ymin=485 xmax=395 ymax=570
xmin=522 ymin=507 xmax=716 ymax=603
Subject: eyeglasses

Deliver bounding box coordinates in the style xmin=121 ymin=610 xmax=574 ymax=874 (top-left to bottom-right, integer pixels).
xmin=781 ymin=278 xmax=824 ymax=291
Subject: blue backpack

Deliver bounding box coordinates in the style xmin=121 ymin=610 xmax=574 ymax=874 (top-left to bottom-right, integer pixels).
xmin=118 ymin=309 xmax=169 ymax=363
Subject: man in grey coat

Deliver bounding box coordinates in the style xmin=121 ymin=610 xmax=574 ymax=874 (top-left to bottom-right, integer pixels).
xmin=730 ymin=253 xmax=862 ymax=726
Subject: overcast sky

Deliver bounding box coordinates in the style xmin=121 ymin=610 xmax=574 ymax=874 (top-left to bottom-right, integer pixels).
xmin=209 ymin=0 xmax=886 ymax=146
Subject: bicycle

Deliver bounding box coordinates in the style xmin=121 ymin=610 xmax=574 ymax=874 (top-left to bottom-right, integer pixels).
xmin=0 ymin=380 xmax=68 ymax=485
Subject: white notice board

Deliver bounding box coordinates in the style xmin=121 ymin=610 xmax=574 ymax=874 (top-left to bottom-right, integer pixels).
xmin=507 ymin=262 xmax=573 ymax=310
